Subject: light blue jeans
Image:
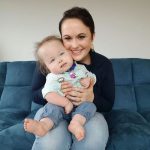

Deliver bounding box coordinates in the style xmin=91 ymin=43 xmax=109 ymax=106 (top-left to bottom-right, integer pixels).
xmin=32 ymin=107 xmax=109 ymax=150
xmin=41 ymin=102 xmax=96 ymax=127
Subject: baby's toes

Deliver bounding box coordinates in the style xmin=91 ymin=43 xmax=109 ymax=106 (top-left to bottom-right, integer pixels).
xmin=76 ymin=131 xmax=84 ymax=141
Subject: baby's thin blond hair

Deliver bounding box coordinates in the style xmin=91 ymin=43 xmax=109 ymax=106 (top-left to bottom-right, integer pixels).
xmin=35 ymin=35 xmax=62 ymax=75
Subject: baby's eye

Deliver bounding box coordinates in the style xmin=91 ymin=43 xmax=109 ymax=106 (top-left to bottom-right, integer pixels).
xmin=60 ymin=52 xmax=65 ymax=56
xmin=50 ymin=58 xmax=55 ymax=63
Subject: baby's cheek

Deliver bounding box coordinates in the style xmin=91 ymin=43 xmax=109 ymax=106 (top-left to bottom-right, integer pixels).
xmin=54 ymin=67 xmax=62 ymax=74
xmin=50 ymin=66 xmax=57 ymax=74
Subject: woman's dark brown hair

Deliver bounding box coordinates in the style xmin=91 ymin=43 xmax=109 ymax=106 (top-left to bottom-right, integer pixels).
xmin=59 ymin=7 xmax=95 ymax=36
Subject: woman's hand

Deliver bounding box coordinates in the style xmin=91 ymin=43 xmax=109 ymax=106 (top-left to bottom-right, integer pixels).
xmin=61 ymin=81 xmax=73 ymax=96
xmin=61 ymin=79 xmax=95 ymax=106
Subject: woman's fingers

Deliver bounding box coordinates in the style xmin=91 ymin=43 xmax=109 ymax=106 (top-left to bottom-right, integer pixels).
xmin=66 ymin=95 xmax=82 ymax=102
xmin=68 ymin=85 xmax=94 ymax=102
xmin=61 ymin=81 xmax=72 ymax=89
xmin=66 ymin=94 xmax=82 ymax=106
xmin=61 ymin=81 xmax=72 ymax=94
xmin=62 ymin=79 xmax=94 ymax=103
xmin=62 ymin=88 xmax=72 ymax=94
xmin=89 ymin=78 xmax=95 ymax=87
xmin=71 ymin=87 xmax=84 ymax=93
xmin=66 ymin=88 xmax=84 ymax=99
xmin=72 ymin=101 xmax=82 ymax=106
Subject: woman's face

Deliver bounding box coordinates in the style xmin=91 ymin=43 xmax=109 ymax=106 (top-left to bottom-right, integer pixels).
xmin=61 ymin=18 xmax=95 ymax=64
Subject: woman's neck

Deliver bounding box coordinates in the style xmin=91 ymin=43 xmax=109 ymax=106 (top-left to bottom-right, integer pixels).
xmin=80 ymin=53 xmax=91 ymax=65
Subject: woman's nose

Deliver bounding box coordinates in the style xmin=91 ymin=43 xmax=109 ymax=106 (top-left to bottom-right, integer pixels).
xmin=71 ymin=39 xmax=78 ymax=49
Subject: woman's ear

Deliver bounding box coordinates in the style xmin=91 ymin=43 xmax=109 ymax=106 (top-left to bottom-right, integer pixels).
xmin=91 ymin=33 xmax=95 ymax=49
xmin=92 ymin=33 xmax=95 ymax=41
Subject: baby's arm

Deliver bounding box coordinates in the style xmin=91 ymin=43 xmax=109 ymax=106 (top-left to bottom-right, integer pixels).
xmin=45 ymin=92 xmax=73 ymax=114
xmin=42 ymin=74 xmax=73 ymax=114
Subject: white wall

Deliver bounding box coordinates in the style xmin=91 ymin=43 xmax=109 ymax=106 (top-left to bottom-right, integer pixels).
xmin=0 ymin=0 xmax=150 ymax=61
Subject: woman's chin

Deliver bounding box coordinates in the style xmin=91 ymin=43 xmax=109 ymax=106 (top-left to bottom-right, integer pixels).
xmin=72 ymin=54 xmax=82 ymax=61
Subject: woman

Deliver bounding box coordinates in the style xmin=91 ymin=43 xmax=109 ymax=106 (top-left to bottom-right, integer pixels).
xmin=31 ymin=7 xmax=115 ymax=150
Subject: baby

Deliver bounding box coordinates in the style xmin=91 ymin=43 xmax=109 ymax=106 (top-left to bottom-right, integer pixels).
xmin=24 ymin=35 xmax=96 ymax=141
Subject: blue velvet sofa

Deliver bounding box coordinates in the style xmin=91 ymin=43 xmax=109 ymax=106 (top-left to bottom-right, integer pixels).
xmin=0 ymin=58 xmax=150 ymax=150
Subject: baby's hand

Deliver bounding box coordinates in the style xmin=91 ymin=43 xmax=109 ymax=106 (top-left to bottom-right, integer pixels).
xmin=65 ymin=101 xmax=73 ymax=114
xmin=80 ymin=77 xmax=91 ymax=88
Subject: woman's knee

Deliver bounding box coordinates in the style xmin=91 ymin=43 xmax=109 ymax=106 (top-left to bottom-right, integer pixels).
xmin=72 ymin=112 xmax=109 ymax=150
xmin=86 ymin=112 xmax=108 ymax=149
xmin=32 ymin=120 xmax=71 ymax=150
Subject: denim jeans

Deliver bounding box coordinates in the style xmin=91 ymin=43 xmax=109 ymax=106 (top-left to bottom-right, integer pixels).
xmin=32 ymin=107 xmax=109 ymax=150
xmin=40 ymin=102 xmax=96 ymax=127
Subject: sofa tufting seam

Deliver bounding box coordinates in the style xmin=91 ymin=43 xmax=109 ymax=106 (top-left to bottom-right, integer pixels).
xmin=131 ymin=59 xmax=138 ymax=113
xmin=4 ymin=85 xmax=31 ymax=87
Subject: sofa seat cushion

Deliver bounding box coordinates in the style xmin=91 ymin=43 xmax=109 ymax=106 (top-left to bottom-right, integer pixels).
xmin=106 ymin=110 xmax=147 ymax=128
xmin=106 ymin=123 xmax=150 ymax=150
xmin=106 ymin=110 xmax=150 ymax=150
xmin=0 ymin=123 xmax=34 ymax=150
xmin=141 ymin=111 xmax=150 ymax=123
xmin=0 ymin=108 xmax=28 ymax=131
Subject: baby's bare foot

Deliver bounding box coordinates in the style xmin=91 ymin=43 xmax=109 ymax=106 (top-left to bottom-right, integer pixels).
xmin=68 ymin=121 xmax=85 ymax=141
xmin=24 ymin=118 xmax=53 ymax=136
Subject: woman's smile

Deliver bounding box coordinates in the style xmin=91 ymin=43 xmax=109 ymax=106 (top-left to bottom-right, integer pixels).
xmin=71 ymin=49 xmax=82 ymax=55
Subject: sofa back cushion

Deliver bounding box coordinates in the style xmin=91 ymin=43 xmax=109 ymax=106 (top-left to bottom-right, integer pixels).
xmin=0 ymin=61 xmax=36 ymax=114
xmin=111 ymin=59 xmax=137 ymax=111
xmin=132 ymin=59 xmax=150 ymax=112
xmin=111 ymin=58 xmax=150 ymax=113
xmin=0 ymin=62 xmax=7 ymax=99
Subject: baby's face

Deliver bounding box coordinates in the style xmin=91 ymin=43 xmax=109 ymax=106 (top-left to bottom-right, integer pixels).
xmin=39 ymin=40 xmax=73 ymax=74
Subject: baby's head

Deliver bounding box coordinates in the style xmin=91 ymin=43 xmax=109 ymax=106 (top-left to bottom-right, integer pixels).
xmin=35 ymin=35 xmax=73 ymax=75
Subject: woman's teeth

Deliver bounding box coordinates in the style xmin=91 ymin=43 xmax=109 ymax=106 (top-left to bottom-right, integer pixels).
xmin=72 ymin=50 xmax=81 ymax=55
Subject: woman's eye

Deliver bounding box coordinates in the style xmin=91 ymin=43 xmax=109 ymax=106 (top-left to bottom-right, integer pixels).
xmin=79 ymin=35 xmax=85 ymax=39
xmin=64 ymin=37 xmax=71 ymax=41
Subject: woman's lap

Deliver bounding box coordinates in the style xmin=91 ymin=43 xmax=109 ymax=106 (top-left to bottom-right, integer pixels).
xmin=32 ymin=108 xmax=71 ymax=150
xmin=71 ymin=112 xmax=109 ymax=150
xmin=32 ymin=120 xmax=71 ymax=150
xmin=32 ymin=108 xmax=108 ymax=150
